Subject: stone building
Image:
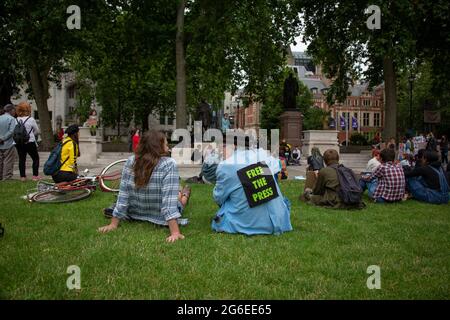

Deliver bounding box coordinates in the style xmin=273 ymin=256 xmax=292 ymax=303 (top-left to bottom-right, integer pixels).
xmin=11 ymin=72 xmax=87 ymax=132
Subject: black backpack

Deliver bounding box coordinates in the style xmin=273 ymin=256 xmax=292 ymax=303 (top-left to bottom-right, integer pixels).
xmin=332 ymin=164 xmax=363 ymax=205
xmin=13 ymin=117 xmax=32 ymax=145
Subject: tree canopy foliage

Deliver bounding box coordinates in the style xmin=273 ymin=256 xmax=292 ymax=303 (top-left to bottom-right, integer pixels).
xmin=297 ymin=0 xmax=450 ymax=139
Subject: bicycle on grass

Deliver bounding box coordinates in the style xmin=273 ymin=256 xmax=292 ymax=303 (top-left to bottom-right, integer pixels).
xmin=27 ymin=159 xmax=127 ymax=204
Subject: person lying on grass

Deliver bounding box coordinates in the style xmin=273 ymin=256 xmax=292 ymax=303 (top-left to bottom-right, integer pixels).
xmin=211 ymin=141 xmax=293 ymax=235
xmin=98 ymin=130 xmax=190 ymax=243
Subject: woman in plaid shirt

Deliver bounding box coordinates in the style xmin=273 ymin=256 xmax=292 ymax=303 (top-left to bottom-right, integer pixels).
xmin=98 ymin=131 xmax=190 ymax=243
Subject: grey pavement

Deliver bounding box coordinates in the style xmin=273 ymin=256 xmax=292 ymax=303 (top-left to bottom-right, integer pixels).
xmin=10 ymin=151 xmax=369 ymax=182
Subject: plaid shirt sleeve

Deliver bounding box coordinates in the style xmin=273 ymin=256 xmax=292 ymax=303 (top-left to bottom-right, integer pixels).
xmin=371 ymin=164 xmax=384 ymax=179
xmin=113 ymin=158 xmax=132 ymax=220
xmin=160 ymin=158 xmax=182 ymax=221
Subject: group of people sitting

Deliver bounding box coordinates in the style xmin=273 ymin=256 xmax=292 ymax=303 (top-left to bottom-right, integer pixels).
xmin=279 ymin=139 xmax=302 ymax=166
xmin=97 ymin=130 xmax=293 ymax=242
xmin=48 ymin=127 xmax=449 ymax=243
xmin=302 ymin=146 xmax=449 ymax=208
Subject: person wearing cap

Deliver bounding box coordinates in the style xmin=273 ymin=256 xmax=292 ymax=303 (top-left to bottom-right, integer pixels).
xmin=52 ymin=124 xmax=80 ymax=183
xmin=0 ymin=104 xmax=17 ymax=181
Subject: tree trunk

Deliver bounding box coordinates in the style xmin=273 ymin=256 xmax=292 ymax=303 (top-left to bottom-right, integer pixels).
xmin=0 ymin=74 xmax=14 ymax=106
xmin=383 ymin=57 xmax=397 ymax=141
xmin=141 ymin=109 xmax=150 ymax=131
xmin=175 ymin=0 xmax=187 ymax=129
xmin=29 ymin=65 xmax=54 ymax=150
xmin=117 ymin=86 xmax=121 ymax=137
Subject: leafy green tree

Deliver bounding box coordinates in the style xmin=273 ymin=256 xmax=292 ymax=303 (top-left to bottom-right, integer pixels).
xmin=71 ymin=0 xmax=177 ymax=133
xmin=297 ymin=0 xmax=450 ymax=140
xmin=177 ymin=0 xmax=301 ymax=128
xmin=397 ymin=61 xmax=450 ymax=136
xmin=1 ymin=0 xmax=105 ymax=149
xmin=303 ymin=107 xmax=330 ymax=131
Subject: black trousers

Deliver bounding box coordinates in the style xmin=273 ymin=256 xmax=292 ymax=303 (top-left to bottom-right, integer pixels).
xmin=52 ymin=171 xmax=78 ymax=183
xmin=15 ymin=142 xmax=39 ymax=177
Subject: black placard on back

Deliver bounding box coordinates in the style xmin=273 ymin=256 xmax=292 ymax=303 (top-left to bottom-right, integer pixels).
xmin=237 ymin=161 xmax=279 ymax=208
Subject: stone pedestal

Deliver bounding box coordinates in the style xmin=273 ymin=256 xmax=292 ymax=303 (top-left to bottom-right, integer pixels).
xmin=64 ymin=127 xmax=103 ymax=166
xmin=301 ymin=130 xmax=339 ymax=157
xmin=172 ymin=142 xmax=218 ymax=166
xmin=280 ymin=110 xmax=303 ymax=147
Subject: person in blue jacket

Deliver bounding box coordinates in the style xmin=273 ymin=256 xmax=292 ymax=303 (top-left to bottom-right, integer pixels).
xmin=211 ymin=142 xmax=293 ymax=235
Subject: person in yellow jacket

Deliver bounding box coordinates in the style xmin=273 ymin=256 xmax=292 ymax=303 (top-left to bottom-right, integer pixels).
xmin=52 ymin=124 xmax=80 ymax=183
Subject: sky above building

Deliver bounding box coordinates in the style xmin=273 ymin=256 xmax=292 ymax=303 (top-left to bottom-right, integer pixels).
xmin=291 ymin=36 xmax=309 ymax=52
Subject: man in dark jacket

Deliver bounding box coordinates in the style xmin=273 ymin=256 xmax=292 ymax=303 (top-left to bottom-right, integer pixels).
xmin=405 ymin=151 xmax=449 ymax=204
xmin=304 ymin=149 xmax=363 ymax=209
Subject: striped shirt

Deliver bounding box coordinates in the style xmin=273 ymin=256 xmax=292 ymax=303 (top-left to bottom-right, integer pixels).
xmin=113 ymin=156 xmax=188 ymax=225
xmin=371 ymin=161 xmax=406 ymax=201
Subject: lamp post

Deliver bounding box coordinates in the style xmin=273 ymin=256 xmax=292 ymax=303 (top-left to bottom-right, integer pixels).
xmin=408 ymin=73 xmax=415 ymax=131
xmin=235 ymin=96 xmax=241 ymax=129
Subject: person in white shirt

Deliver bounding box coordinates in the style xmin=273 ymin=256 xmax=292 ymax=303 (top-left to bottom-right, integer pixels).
xmin=366 ymin=149 xmax=381 ymax=173
xmin=360 ymin=149 xmax=381 ymax=192
xmin=15 ymin=102 xmax=41 ymax=181
xmin=291 ymin=146 xmax=301 ymax=165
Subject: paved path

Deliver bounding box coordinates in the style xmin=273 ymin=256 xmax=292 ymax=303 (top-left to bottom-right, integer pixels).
xmin=11 ymin=151 xmax=370 ymax=181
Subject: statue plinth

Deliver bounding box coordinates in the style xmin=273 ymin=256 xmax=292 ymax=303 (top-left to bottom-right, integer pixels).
xmin=301 ymin=130 xmax=339 ymax=157
xmin=280 ymin=110 xmax=303 ymax=148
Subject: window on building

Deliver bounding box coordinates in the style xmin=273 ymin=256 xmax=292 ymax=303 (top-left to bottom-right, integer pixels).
xmin=168 ymin=114 xmax=175 ymax=125
xmin=68 ymin=86 xmax=76 ymax=99
xmin=294 ymin=58 xmax=315 ymax=72
xmin=363 ymin=99 xmax=370 ymax=107
xmin=374 ymin=113 xmax=381 ymax=127
xmin=159 ymin=112 xmax=166 ymax=125
xmin=363 ymin=113 xmax=370 ymax=127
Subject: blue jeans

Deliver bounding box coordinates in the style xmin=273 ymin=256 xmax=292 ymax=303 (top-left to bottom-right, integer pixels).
xmin=366 ymin=179 xmax=390 ymax=203
xmin=366 ymin=179 xmax=378 ymax=198
xmin=407 ymin=177 xmax=449 ymax=204
xmin=359 ymin=179 xmax=367 ymax=191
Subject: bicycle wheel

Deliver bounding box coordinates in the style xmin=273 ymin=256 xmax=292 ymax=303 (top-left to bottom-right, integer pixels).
xmin=98 ymin=159 xmax=127 ymax=192
xmin=31 ymin=188 xmax=92 ymax=204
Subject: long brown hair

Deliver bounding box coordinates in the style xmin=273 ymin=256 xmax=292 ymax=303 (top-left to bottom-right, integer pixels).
xmin=133 ymin=130 xmax=167 ymax=188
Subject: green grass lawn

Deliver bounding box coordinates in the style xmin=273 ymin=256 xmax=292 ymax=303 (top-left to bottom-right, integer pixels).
xmin=0 ymin=180 xmax=449 ymax=299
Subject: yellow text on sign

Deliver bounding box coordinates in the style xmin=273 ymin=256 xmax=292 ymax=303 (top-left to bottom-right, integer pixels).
xmin=252 ymin=177 xmax=268 ymax=189
xmin=246 ymin=166 xmax=263 ymax=179
xmin=252 ymin=187 xmax=274 ymax=202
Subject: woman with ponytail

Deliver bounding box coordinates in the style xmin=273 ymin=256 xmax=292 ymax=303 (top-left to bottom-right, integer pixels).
xmin=98 ymin=130 xmax=190 ymax=242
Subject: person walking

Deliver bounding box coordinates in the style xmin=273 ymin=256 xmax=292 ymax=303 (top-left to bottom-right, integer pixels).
xmin=128 ymin=128 xmax=136 ymax=152
xmin=221 ymin=113 xmax=230 ymax=135
xmin=426 ymin=132 xmax=437 ymax=152
xmin=14 ymin=102 xmax=41 ymax=181
xmin=132 ymin=129 xmax=141 ymax=152
xmin=0 ymin=104 xmax=17 ymax=181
